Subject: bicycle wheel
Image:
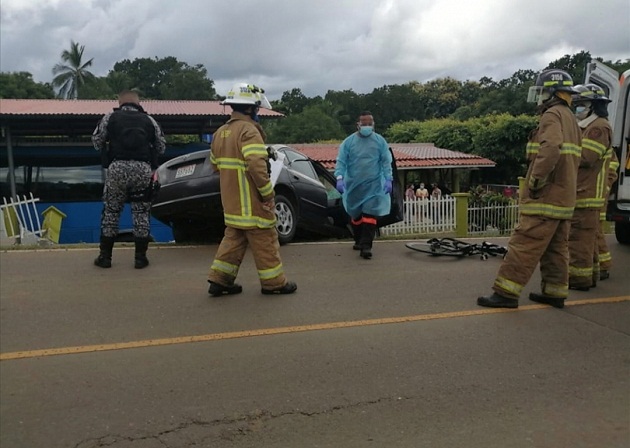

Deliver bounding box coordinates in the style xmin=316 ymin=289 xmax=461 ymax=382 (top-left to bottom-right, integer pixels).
xmin=479 ymin=241 xmax=508 ymax=258
xmin=405 ymin=238 xmax=469 ymax=257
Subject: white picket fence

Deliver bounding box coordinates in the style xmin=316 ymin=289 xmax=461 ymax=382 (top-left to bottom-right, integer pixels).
xmin=380 ymin=196 xmax=456 ymax=235
xmin=380 ymin=197 xmax=519 ymax=237
xmin=0 ymin=193 xmax=45 ymax=244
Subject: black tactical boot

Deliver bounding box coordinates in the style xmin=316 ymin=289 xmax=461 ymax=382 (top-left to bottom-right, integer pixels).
xmin=134 ymin=237 xmax=151 ymax=269
xmin=359 ymin=221 xmax=376 ymax=259
xmin=94 ymin=236 xmax=115 ymax=268
xmin=351 ymin=222 xmax=362 ymax=250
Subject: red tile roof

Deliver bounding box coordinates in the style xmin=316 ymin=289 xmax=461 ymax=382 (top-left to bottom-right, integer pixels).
xmin=291 ymin=143 xmax=495 ymax=170
xmin=0 ymin=99 xmax=282 ymax=117
xmin=0 ymin=99 xmax=282 ymax=136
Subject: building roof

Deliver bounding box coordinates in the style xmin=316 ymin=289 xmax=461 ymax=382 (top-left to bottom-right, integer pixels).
xmin=0 ymin=99 xmax=283 ymax=136
xmin=291 ymin=143 xmax=495 ymax=170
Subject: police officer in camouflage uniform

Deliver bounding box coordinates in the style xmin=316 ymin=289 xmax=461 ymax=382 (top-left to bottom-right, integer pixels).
xmin=477 ymin=69 xmax=582 ymax=309
xmin=92 ymin=90 xmax=166 ymax=269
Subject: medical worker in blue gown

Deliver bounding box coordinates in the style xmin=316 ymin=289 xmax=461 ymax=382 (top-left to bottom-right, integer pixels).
xmin=334 ymin=111 xmax=393 ymax=259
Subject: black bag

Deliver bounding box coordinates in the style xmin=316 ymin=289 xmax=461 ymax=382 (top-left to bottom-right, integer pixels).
xmin=377 ymin=147 xmax=404 ymax=228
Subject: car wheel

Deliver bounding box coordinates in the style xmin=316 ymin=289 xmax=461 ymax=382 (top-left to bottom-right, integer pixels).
xmin=274 ymin=194 xmax=297 ymax=244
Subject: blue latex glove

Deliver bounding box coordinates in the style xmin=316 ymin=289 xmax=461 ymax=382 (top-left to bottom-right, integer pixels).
xmin=384 ymin=179 xmax=393 ymax=194
xmin=336 ymin=178 xmax=345 ymax=193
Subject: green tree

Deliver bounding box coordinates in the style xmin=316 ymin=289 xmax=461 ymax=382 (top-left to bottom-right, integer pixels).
xmin=110 ymin=57 xmax=216 ymax=99
xmin=413 ymin=77 xmax=466 ymax=119
xmin=79 ymin=76 xmax=115 ymax=99
xmin=546 ymin=50 xmax=592 ymax=84
xmin=470 ymin=114 xmax=537 ymax=183
xmin=470 ymin=69 xmax=537 ymax=117
xmin=0 ymin=72 xmax=54 ymax=98
xmin=323 ymin=89 xmax=366 ymax=134
xmin=266 ymin=104 xmax=346 ymax=143
xmin=384 ymin=114 xmax=537 ymax=184
xmin=364 ymin=83 xmax=426 ymax=128
xmin=51 ymin=40 xmax=95 ymax=99
xmin=272 ymin=88 xmax=315 ymax=115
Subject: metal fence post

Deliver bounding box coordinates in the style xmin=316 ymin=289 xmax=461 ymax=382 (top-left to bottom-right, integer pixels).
xmin=452 ymin=193 xmax=470 ymax=237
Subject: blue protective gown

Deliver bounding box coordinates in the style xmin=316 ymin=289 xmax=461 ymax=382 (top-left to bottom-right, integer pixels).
xmin=334 ymin=132 xmax=393 ymax=219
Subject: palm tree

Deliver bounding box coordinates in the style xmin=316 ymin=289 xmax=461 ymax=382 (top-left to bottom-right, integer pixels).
xmin=51 ymin=40 xmax=94 ymax=99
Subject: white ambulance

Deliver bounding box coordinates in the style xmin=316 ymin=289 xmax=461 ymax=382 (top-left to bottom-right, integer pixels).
xmin=585 ymin=60 xmax=630 ymax=244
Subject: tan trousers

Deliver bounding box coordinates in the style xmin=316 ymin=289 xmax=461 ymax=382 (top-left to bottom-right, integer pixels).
xmin=596 ymin=219 xmax=612 ymax=271
xmin=208 ymin=226 xmax=287 ymax=290
xmin=493 ymin=215 xmax=570 ymax=300
xmin=568 ymin=208 xmax=599 ymax=288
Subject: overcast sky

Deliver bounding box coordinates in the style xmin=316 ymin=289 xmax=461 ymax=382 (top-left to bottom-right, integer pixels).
xmin=1 ymin=0 xmax=628 ymax=100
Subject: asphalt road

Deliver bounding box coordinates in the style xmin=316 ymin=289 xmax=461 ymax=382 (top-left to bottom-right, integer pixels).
xmin=1 ymin=236 xmax=629 ymax=448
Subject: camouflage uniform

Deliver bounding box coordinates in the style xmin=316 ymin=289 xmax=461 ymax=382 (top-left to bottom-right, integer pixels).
xmin=101 ymin=160 xmax=153 ymax=238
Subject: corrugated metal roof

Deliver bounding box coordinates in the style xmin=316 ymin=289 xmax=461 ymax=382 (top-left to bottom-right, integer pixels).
xmin=291 ymin=143 xmax=495 ymax=170
xmin=0 ymin=99 xmax=282 ymax=117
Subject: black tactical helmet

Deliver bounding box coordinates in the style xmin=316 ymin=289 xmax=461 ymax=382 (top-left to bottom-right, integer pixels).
xmin=572 ymin=83 xmax=612 ymax=103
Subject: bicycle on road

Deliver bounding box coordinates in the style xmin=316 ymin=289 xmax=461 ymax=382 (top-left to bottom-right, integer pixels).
xmin=405 ymin=237 xmax=508 ymax=260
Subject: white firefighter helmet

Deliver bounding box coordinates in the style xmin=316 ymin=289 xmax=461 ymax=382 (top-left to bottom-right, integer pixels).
xmin=222 ymin=83 xmax=272 ymax=109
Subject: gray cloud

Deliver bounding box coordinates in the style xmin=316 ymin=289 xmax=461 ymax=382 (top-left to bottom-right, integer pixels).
xmin=1 ymin=0 xmax=628 ymax=100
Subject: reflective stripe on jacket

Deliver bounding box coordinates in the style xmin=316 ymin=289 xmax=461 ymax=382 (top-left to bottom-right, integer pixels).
xmin=520 ymin=102 xmax=582 ymax=219
xmin=210 ymin=112 xmax=275 ymax=229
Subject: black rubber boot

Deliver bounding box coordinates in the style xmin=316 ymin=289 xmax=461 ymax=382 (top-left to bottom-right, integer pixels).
xmin=359 ymin=222 xmax=376 ymax=259
xmin=134 ymin=237 xmax=151 ymax=269
xmin=94 ymin=236 xmax=115 ymax=268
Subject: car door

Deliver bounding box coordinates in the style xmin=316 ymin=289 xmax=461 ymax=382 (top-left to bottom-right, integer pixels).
xmin=310 ymin=160 xmax=350 ymax=234
xmin=281 ymin=148 xmax=329 ymax=227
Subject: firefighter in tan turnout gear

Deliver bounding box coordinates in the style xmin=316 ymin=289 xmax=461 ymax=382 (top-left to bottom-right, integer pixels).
xmin=477 ymin=69 xmax=581 ymax=309
xmin=568 ymin=84 xmax=613 ymax=291
xmin=596 ymin=139 xmax=619 ymax=281
xmin=207 ymin=83 xmax=297 ymax=297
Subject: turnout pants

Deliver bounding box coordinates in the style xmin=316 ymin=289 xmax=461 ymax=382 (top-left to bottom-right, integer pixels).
xmin=493 ymin=215 xmax=570 ymax=300
xmin=568 ymin=208 xmax=599 ymax=288
xmin=208 ymin=226 xmax=287 ymax=290
xmin=596 ymin=218 xmax=612 ymax=271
